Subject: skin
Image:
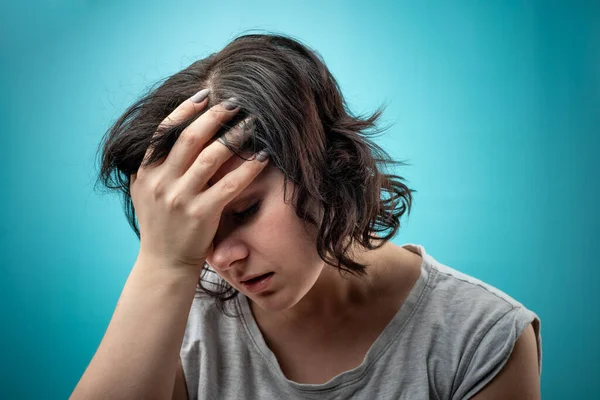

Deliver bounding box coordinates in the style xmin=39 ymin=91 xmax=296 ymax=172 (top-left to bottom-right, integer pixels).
xmin=205 ymin=153 xmax=423 ymax=331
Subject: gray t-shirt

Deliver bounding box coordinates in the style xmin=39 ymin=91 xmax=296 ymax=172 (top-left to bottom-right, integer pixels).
xmin=181 ymin=243 xmax=542 ymax=399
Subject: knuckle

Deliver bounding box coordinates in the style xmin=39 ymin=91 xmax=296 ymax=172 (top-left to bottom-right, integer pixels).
xmin=164 ymin=192 xmax=185 ymax=210
xmin=197 ymin=153 xmax=218 ymax=169
xmin=187 ymin=203 xmax=206 ymax=219
xmin=186 ymin=198 xmax=205 ymax=218
xmin=179 ymin=132 xmax=198 ymax=148
xmin=206 ymin=109 xmax=224 ymax=126
xmin=157 ymin=118 xmax=173 ymax=132
xmin=149 ymin=178 xmax=167 ymax=199
xmin=220 ymin=178 xmax=239 ymax=193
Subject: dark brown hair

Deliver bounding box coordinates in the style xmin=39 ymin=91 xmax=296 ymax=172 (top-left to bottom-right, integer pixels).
xmin=95 ymin=32 xmax=416 ymax=314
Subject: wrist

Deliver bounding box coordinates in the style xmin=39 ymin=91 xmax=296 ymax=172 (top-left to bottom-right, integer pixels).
xmin=132 ymin=253 xmax=204 ymax=289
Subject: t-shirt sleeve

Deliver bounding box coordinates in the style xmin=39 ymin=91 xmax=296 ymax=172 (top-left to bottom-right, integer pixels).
xmin=451 ymin=306 xmax=542 ymax=400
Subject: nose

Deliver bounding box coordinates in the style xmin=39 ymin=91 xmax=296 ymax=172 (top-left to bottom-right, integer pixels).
xmin=207 ymin=229 xmax=249 ymax=274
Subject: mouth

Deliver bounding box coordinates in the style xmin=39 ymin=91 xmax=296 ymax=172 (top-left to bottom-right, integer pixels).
xmin=241 ymin=272 xmax=275 ymax=293
xmin=240 ymin=271 xmax=273 ymax=283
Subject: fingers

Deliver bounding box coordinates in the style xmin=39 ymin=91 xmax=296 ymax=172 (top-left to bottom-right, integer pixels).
xmin=175 ymin=126 xmax=246 ymax=197
xmin=195 ymin=151 xmax=270 ymax=213
xmin=140 ymin=88 xmax=211 ymax=169
xmin=161 ymin=98 xmax=241 ymax=179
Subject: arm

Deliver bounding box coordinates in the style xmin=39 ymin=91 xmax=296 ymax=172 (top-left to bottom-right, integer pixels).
xmin=70 ymin=255 xmax=200 ymax=400
xmin=470 ymin=323 xmax=541 ymax=400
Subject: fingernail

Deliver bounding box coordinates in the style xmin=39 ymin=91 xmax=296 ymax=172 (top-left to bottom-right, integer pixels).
xmin=256 ymin=150 xmax=270 ymax=162
xmin=223 ymin=97 xmax=239 ymax=111
xmin=190 ymin=88 xmax=210 ymax=103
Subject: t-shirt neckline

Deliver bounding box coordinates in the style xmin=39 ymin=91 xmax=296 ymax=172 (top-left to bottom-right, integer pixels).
xmin=235 ymin=243 xmax=433 ymax=392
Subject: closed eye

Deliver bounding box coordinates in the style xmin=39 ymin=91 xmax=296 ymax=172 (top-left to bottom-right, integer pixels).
xmin=232 ymin=201 xmax=261 ymax=221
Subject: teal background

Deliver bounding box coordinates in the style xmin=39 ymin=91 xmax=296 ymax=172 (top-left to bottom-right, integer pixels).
xmin=1 ymin=1 xmax=598 ymax=398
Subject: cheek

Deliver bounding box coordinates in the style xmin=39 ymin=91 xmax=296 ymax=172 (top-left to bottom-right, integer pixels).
xmin=256 ymin=202 xmax=318 ymax=260
xmin=269 ymin=205 xmax=314 ymax=244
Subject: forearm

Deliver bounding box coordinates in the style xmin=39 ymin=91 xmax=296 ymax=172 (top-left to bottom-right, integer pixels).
xmin=71 ymin=256 xmax=202 ymax=400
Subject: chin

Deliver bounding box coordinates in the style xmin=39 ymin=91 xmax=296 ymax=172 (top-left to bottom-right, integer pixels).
xmin=248 ymin=287 xmax=304 ymax=313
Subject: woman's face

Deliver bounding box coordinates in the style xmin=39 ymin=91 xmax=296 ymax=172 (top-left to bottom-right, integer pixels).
xmin=205 ymin=153 xmax=325 ymax=312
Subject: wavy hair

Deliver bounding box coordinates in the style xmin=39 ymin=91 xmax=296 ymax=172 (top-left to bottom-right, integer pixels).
xmin=95 ymin=32 xmax=416 ymax=315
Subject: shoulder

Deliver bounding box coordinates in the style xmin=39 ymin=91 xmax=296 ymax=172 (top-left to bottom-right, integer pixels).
xmin=410 ymin=247 xmax=542 ymax=399
xmin=421 ymin=250 xmax=539 ymax=336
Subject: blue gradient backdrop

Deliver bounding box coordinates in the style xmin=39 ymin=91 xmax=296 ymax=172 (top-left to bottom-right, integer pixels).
xmin=1 ymin=1 xmax=598 ymax=398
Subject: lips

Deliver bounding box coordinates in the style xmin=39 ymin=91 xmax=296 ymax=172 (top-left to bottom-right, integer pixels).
xmin=241 ymin=272 xmax=275 ymax=294
xmin=240 ymin=272 xmax=274 ymax=283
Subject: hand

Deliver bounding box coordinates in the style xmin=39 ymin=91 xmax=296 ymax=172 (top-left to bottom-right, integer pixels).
xmin=129 ymin=91 xmax=269 ymax=269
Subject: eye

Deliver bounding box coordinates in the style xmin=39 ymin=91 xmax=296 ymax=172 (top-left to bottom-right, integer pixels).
xmin=232 ymin=201 xmax=261 ymax=221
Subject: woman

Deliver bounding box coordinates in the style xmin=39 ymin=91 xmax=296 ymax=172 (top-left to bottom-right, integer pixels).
xmin=72 ymin=33 xmax=542 ymax=399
